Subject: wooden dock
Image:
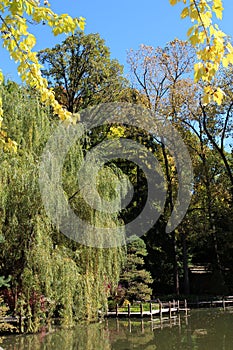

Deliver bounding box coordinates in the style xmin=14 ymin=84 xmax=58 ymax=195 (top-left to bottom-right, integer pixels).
xmin=188 ymin=296 xmax=233 ymax=310
xmin=106 ymin=300 xmax=189 ymax=319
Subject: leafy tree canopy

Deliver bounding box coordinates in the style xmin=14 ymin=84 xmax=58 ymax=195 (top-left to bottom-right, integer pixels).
xmin=38 ymin=32 xmax=127 ymax=113
xmin=0 ymin=0 xmax=85 ymax=151
xmin=170 ymin=0 xmax=233 ymax=104
xmin=0 ymin=0 xmax=232 ymax=152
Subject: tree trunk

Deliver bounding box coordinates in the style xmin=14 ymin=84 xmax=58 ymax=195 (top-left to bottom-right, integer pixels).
xmin=173 ymin=232 xmax=180 ymax=296
xmin=182 ymin=233 xmax=190 ymax=295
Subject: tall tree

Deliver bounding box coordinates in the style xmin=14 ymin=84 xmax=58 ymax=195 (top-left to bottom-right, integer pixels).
xmin=159 ymin=59 xmax=233 ymax=294
xmin=38 ymin=32 xmax=127 ymax=113
xmin=128 ymin=39 xmax=195 ymax=295
xmin=0 ymin=81 xmax=126 ymax=332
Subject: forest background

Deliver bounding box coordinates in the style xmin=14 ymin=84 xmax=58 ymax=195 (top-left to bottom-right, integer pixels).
xmin=0 ymin=0 xmax=232 ymax=334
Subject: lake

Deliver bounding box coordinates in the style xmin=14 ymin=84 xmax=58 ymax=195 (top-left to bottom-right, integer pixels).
xmin=1 ymin=308 xmax=233 ymax=349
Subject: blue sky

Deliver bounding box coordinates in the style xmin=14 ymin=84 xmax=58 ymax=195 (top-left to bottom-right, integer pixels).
xmin=1 ymin=0 xmax=233 ymax=82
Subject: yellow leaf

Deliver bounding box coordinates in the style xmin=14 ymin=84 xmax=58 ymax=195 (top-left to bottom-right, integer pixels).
xmin=169 ymin=0 xmax=178 ymax=5
xmin=187 ymin=26 xmax=195 ymax=37
xmin=189 ymin=34 xmax=199 ymax=46
xmin=222 ymin=56 xmax=229 ymax=68
xmin=78 ymin=17 xmax=86 ymax=31
xmin=0 ymin=70 xmax=3 ymax=84
xmin=226 ymin=53 xmax=233 ymax=65
xmin=198 ymin=31 xmax=206 ymax=44
xmin=181 ymin=7 xmax=189 ymax=19
xmin=202 ymin=93 xmax=211 ymax=105
xmin=194 ymin=62 xmax=205 ymax=82
xmin=226 ymin=42 xmax=233 ymax=53
xmin=200 ymin=12 xmax=212 ymax=28
xmin=213 ymin=88 xmax=224 ymax=105
xmin=190 ymin=7 xmax=199 ymax=21
xmin=212 ymin=0 xmax=224 ymax=20
xmin=25 ymin=34 xmax=36 ymax=49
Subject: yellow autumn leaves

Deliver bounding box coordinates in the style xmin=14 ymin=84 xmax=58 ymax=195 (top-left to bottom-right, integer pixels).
xmin=0 ymin=0 xmax=85 ymax=152
xmin=170 ymin=0 xmax=233 ymax=105
xmin=0 ymin=1 xmax=232 ymax=151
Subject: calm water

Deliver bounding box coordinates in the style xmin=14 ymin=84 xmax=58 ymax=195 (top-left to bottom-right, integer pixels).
xmin=1 ymin=309 xmax=233 ymax=350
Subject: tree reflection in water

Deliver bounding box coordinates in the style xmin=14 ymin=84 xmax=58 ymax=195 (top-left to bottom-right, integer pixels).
xmin=1 ymin=310 xmax=233 ymax=350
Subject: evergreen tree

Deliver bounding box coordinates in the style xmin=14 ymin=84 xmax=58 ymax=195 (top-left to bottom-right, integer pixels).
xmin=117 ymin=236 xmax=152 ymax=302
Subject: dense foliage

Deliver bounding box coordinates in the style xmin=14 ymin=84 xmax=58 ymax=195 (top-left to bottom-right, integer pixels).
xmin=117 ymin=236 xmax=153 ymax=302
xmin=0 ymin=0 xmax=85 ymax=152
xmin=38 ymin=32 xmax=127 ymax=113
xmin=127 ymin=39 xmax=233 ymax=296
xmin=0 ymin=81 xmax=125 ymax=332
xmin=0 ymin=28 xmax=232 ymax=335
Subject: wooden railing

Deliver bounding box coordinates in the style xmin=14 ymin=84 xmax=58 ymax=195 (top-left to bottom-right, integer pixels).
xmin=107 ymin=296 xmax=233 ymax=318
xmin=107 ymin=300 xmax=189 ymax=318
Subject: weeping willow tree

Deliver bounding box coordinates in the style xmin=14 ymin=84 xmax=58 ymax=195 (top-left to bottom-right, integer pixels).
xmin=0 ymin=81 xmax=126 ymax=333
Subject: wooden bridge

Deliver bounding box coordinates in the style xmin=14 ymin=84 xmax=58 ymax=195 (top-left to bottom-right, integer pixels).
xmin=106 ymin=300 xmax=189 ymax=319
xmin=2 ymin=297 xmax=233 ymax=325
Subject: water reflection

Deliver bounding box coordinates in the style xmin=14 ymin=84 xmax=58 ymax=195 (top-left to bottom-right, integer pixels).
xmin=0 ymin=323 xmax=112 ymax=350
xmin=1 ymin=309 xmax=233 ymax=350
